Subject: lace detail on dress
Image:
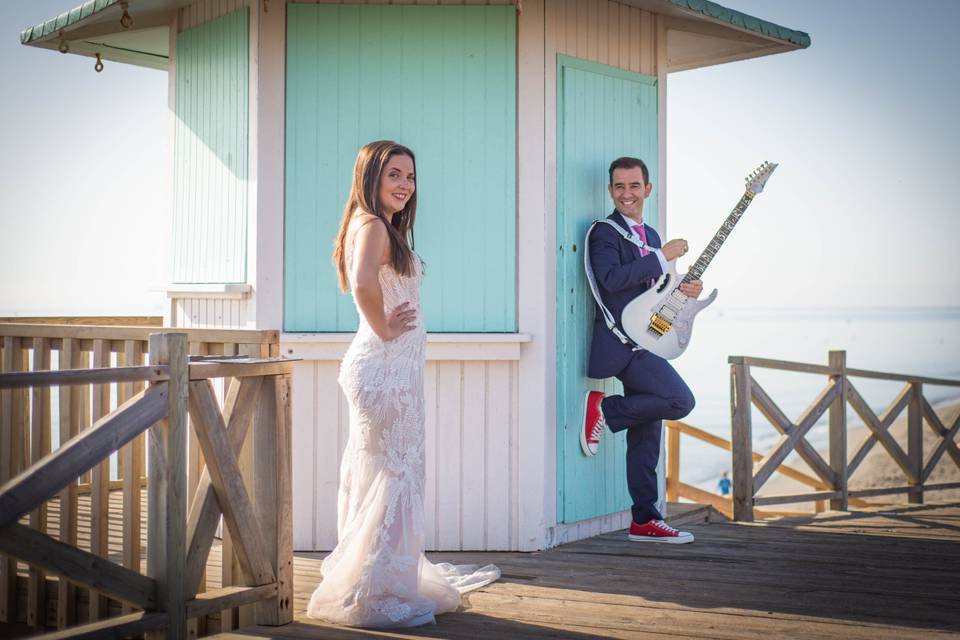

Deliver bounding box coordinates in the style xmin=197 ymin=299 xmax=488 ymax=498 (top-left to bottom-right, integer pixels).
xmin=306 ymin=232 xmax=499 ymax=629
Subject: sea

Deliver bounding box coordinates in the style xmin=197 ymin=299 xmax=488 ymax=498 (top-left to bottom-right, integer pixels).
xmin=669 ymin=305 xmax=960 ymax=491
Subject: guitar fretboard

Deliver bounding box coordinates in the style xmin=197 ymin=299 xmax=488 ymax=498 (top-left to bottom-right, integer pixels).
xmin=682 ymin=191 xmax=755 ymax=284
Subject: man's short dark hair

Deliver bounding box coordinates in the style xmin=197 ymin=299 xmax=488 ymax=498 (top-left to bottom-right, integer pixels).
xmin=608 ymin=157 xmax=649 ymax=186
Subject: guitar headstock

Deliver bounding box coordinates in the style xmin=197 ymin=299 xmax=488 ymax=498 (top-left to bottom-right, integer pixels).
xmin=744 ymin=161 xmax=778 ymax=195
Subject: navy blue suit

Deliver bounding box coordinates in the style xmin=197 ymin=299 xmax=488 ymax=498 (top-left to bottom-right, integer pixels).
xmin=587 ymin=210 xmax=695 ymax=524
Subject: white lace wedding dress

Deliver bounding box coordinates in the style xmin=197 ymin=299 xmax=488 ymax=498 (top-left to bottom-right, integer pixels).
xmin=306 ymin=245 xmax=500 ymax=628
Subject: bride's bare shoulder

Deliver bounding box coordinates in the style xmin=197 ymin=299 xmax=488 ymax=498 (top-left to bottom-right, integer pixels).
xmin=348 ymin=212 xmax=390 ymax=265
xmin=349 ymin=211 xmax=385 ymax=236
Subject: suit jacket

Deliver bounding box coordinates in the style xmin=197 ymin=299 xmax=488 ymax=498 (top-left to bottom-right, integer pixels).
xmin=586 ymin=210 xmax=664 ymax=379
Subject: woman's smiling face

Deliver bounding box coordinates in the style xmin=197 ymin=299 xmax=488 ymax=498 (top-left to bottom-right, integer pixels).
xmin=378 ymin=153 xmax=416 ymax=215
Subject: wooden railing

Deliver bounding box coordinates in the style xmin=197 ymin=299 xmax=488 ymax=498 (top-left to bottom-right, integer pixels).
xmin=0 ymin=325 xmax=291 ymax=637
xmin=665 ymin=419 xmax=838 ymax=519
xmin=728 ymin=350 xmax=960 ymax=521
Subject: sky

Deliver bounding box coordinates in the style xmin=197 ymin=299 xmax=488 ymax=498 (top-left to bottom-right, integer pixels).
xmin=666 ymin=0 xmax=960 ymax=310
xmin=0 ymin=0 xmax=958 ymax=316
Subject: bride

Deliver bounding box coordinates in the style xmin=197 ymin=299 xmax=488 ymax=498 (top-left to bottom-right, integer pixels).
xmin=306 ymin=141 xmax=499 ymax=628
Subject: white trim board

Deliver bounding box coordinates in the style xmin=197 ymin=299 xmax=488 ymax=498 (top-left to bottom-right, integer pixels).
xmin=281 ymin=333 xmax=532 ymax=361
xmin=166 ymin=283 xmax=253 ymax=299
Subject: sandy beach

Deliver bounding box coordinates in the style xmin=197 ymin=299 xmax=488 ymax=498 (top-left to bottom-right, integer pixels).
xmin=760 ymin=400 xmax=960 ymax=508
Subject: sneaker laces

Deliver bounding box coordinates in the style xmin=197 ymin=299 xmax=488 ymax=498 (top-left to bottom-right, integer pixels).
xmin=652 ymin=520 xmax=677 ymax=534
xmin=589 ymin=419 xmax=604 ymax=442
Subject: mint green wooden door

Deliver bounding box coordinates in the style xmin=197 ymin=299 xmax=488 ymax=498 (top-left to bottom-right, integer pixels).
xmin=285 ymin=5 xmax=516 ymax=333
xmin=556 ymin=56 xmax=659 ymax=524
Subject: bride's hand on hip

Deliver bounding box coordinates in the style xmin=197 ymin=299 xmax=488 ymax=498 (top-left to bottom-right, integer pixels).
xmin=384 ymin=302 xmax=417 ymax=340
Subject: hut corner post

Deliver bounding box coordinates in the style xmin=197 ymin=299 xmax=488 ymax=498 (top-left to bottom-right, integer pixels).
xmin=730 ymin=360 xmax=754 ymax=522
xmin=147 ymin=333 xmax=188 ymax=639
xmin=829 ymin=350 xmax=848 ymax=511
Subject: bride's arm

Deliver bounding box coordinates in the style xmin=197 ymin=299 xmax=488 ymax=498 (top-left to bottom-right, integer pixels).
xmin=350 ymin=219 xmax=416 ymax=341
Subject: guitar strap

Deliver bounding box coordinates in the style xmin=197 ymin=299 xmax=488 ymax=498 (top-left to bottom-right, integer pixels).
xmin=583 ymin=219 xmax=645 ymax=351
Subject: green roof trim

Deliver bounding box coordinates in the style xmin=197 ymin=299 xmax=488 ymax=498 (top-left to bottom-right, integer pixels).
xmin=20 ymin=0 xmax=119 ymax=45
xmin=670 ymin=0 xmax=811 ymax=48
xmin=20 ymin=0 xmax=811 ymax=50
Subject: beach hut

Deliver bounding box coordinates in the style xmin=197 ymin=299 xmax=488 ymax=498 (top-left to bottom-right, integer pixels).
xmin=21 ymin=0 xmax=809 ymax=552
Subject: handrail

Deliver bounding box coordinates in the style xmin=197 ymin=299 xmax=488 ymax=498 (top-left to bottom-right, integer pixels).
xmin=0 ymin=316 xmax=162 ymax=326
xmin=0 ymin=365 xmax=169 ymax=389
xmin=0 ymin=331 xmax=294 ymax=636
xmin=728 ymin=355 xmax=960 ymax=387
xmin=0 ymin=322 xmax=278 ymax=345
xmin=0 ymin=358 xmax=296 ymax=389
xmin=729 ymin=350 xmax=960 ymax=521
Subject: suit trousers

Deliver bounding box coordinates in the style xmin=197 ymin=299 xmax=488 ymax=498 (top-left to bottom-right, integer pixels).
xmin=600 ymin=350 xmax=695 ymax=523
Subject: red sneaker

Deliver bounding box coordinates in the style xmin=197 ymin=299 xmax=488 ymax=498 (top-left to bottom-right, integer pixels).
xmin=629 ymin=519 xmax=695 ymax=544
xmin=580 ymin=390 xmax=606 ymax=456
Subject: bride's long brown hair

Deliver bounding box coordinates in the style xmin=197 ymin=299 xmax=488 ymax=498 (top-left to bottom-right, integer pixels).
xmin=333 ymin=140 xmax=418 ymax=292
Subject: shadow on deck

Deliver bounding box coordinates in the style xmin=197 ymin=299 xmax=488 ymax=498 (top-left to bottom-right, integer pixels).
xmin=212 ymin=502 xmax=960 ymax=639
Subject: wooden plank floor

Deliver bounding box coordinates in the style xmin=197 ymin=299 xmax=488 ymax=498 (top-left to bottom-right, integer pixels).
xmin=9 ymin=499 xmax=960 ymax=637
xmin=212 ymin=503 xmax=960 ymax=639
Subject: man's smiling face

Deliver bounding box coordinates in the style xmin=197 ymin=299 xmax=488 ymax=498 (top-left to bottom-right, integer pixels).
xmin=608 ymin=166 xmax=652 ymax=221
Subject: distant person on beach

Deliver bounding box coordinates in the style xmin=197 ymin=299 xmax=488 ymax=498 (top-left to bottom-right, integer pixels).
xmin=718 ymin=472 xmax=731 ymax=497
xmin=581 ymin=156 xmax=702 ymax=545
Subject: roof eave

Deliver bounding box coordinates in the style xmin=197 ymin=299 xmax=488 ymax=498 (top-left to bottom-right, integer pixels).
xmin=20 ymin=0 xmax=181 ymax=71
xmin=621 ymin=0 xmax=810 ymax=72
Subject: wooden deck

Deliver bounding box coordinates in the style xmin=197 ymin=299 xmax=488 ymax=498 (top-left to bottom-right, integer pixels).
xmin=7 ymin=502 xmax=960 ymax=638
xmin=201 ymin=503 xmax=960 ymax=639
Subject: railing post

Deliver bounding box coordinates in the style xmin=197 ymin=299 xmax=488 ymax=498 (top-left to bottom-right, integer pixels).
xmin=730 ymin=360 xmax=754 ymax=522
xmin=828 ymin=350 xmax=848 ymax=511
xmin=0 ymin=337 xmax=15 ymax=624
xmin=254 ymin=373 xmax=294 ymax=626
xmin=908 ymin=382 xmax=924 ymax=504
xmin=147 ymin=333 xmax=188 ymax=639
xmin=666 ymin=424 xmax=680 ymax=503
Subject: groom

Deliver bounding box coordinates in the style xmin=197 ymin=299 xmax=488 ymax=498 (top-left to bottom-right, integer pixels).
xmin=582 ymin=156 xmax=702 ymax=544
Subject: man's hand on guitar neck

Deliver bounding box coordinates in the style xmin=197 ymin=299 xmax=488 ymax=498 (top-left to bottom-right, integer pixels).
xmin=659 ymin=239 xmax=703 ymax=297
xmin=679 ymin=280 xmax=703 ymax=299
xmin=662 ymin=238 xmax=690 ymax=261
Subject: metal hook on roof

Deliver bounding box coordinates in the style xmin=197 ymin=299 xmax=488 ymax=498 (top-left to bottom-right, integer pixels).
xmin=120 ymin=1 xmax=133 ymax=29
xmin=57 ymin=32 xmax=69 ymax=54
xmin=95 ymin=53 xmax=104 ymax=73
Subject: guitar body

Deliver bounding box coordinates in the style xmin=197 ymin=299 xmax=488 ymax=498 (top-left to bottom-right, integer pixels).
xmin=620 ymin=260 xmax=718 ymax=360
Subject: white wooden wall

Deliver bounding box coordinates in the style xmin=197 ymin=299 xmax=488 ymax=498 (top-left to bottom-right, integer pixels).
xmin=289 ymin=352 xmax=522 ymax=551
xmin=170 ymin=296 xmax=252 ymax=328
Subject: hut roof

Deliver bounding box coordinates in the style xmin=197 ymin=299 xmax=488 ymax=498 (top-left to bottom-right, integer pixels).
xmin=18 ymin=0 xmax=184 ymax=71
xmin=20 ymin=0 xmax=809 ymax=72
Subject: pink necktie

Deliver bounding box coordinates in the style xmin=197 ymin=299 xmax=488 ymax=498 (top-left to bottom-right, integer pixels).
xmin=631 ymin=224 xmax=649 ymax=257
xmin=632 ymin=224 xmax=656 ymax=288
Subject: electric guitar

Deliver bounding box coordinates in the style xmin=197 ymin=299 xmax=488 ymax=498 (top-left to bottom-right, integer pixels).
xmin=620 ymin=161 xmax=778 ymax=360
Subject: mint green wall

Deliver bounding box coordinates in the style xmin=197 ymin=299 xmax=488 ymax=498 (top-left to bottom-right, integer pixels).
xmin=172 ymin=8 xmax=249 ymax=283
xmin=556 ymin=56 xmax=659 ymax=524
xmin=284 ymin=4 xmax=516 ymax=333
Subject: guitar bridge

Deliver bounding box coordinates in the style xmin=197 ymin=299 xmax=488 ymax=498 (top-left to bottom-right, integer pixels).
xmin=648 ymin=313 xmax=673 ymax=337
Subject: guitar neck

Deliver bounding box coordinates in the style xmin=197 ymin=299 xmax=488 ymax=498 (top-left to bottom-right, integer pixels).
xmin=682 ymin=191 xmax=755 ymax=283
